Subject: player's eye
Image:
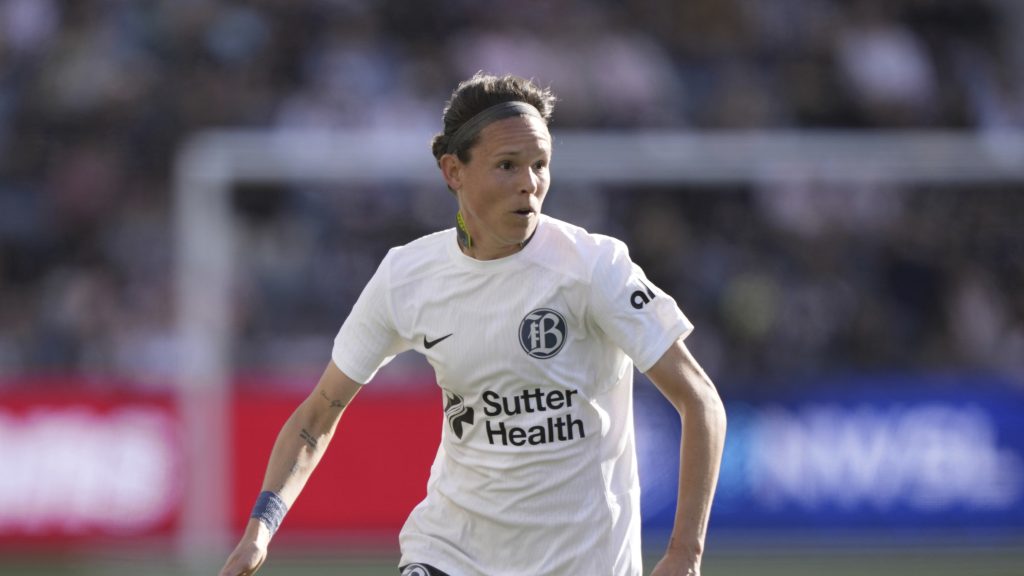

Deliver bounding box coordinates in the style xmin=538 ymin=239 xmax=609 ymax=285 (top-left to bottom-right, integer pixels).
xmin=533 ymin=160 xmax=548 ymax=170
xmin=498 ymin=160 xmax=513 ymax=170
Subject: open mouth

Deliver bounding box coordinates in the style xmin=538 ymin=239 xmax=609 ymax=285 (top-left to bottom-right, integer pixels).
xmin=513 ymin=208 xmax=534 ymax=216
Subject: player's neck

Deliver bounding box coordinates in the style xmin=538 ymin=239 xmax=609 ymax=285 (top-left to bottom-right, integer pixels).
xmin=455 ymin=211 xmax=537 ymax=261
xmin=458 ymin=237 xmax=524 ymax=261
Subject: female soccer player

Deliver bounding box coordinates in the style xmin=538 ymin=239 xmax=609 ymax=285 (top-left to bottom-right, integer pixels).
xmin=220 ymin=73 xmax=726 ymax=576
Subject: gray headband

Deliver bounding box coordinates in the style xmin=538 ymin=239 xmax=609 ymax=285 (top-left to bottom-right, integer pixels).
xmin=446 ymin=101 xmax=544 ymax=155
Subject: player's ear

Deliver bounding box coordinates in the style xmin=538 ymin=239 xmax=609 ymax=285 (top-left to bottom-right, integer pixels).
xmin=439 ymin=153 xmax=463 ymax=192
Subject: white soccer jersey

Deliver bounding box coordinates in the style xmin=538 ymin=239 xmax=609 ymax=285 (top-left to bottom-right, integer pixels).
xmin=333 ymin=215 xmax=692 ymax=575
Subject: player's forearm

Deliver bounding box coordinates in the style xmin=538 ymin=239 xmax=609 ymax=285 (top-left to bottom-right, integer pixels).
xmin=220 ymin=416 xmax=326 ymax=576
xmin=223 ymin=365 xmax=359 ymax=576
xmin=667 ymin=391 xmax=727 ymax=565
xmin=260 ymin=397 xmax=343 ymax=507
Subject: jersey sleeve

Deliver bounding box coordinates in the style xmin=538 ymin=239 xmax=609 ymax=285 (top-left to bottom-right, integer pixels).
xmin=331 ymin=251 xmax=410 ymax=384
xmin=587 ymin=238 xmax=693 ymax=373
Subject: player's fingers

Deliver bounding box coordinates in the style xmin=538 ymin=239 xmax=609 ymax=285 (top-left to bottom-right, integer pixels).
xmin=218 ymin=556 xmax=258 ymax=576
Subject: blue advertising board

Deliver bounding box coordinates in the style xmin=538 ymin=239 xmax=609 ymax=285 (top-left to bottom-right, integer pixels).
xmin=635 ymin=373 xmax=1024 ymax=538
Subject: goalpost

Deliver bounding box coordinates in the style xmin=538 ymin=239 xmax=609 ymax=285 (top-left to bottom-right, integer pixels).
xmin=173 ymin=128 xmax=1024 ymax=563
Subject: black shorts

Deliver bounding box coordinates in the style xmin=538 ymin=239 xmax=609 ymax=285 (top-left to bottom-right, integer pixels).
xmin=399 ymin=563 xmax=450 ymax=576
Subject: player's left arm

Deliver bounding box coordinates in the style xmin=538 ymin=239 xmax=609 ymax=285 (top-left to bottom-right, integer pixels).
xmin=644 ymin=337 xmax=727 ymax=576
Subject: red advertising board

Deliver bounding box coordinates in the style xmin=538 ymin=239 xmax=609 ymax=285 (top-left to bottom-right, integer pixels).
xmin=0 ymin=382 xmax=183 ymax=547
xmin=0 ymin=375 xmax=443 ymax=550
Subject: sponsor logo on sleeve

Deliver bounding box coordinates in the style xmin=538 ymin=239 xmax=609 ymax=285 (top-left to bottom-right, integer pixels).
xmin=630 ymin=278 xmax=656 ymax=309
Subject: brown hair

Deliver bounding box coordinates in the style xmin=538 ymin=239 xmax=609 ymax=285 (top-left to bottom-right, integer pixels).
xmin=431 ymin=72 xmax=556 ymax=165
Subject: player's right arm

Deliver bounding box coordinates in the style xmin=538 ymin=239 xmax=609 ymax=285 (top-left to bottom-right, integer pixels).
xmin=218 ymin=361 xmax=363 ymax=576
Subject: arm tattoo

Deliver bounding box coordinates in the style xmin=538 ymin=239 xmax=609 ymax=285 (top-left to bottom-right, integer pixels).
xmin=299 ymin=428 xmax=318 ymax=450
xmin=320 ymin=390 xmax=347 ymax=409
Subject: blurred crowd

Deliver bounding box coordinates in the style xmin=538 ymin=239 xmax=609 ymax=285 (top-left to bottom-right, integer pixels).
xmin=0 ymin=0 xmax=1022 ymax=390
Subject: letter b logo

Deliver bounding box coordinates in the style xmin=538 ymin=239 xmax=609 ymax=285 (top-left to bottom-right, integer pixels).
xmin=519 ymin=308 xmax=567 ymax=359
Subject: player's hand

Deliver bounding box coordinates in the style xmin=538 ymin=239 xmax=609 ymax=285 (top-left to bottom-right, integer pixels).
xmin=218 ymin=538 xmax=268 ymax=576
xmin=219 ymin=520 xmax=272 ymax=576
xmin=649 ymin=549 xmax=699 ymax=576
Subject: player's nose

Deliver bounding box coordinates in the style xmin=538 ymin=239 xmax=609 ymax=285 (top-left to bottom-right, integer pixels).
xmin=517 ymin=167 xmax=540 ymax=195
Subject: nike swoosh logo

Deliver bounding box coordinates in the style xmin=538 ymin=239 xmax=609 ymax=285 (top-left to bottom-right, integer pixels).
xmin=424 ymin=333 xmax=453 ymax=349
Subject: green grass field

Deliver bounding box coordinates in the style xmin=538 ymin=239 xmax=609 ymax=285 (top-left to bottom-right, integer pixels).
xmin=4 ymin=546 xmax=1023 ymax=576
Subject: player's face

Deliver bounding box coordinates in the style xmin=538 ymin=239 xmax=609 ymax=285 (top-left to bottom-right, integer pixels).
xmin=446 ymin=115 xmax=552 ymax=260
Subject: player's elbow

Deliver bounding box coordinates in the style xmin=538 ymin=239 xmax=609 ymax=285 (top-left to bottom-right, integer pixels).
xmin=703 ymin=386 xmax=727 ymax=432
xmin=294 ymin=396 xmax=342 ymax=444
xmin=679 ymin=375 xmax=726 ymax=431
